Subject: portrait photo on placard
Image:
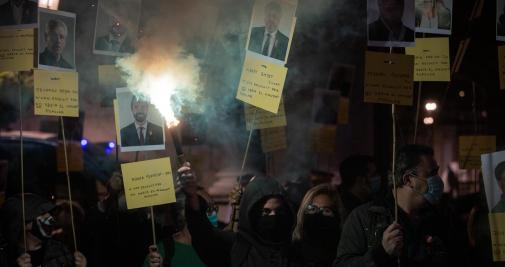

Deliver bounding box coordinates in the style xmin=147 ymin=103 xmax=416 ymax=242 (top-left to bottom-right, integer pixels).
xmin=116 ymin=87 xmax=165 ymax=152
xmin=326 ymin=63 xmax=356 ymax=97
xmin=38 ymin=8 xmax=75 ymax=70
xmin=247 ymin=0 xmax=297 ymax=63
xmin=0 ymin=0 xmax=38 ymax=28
xmin=497 ymin=0 xmax=505 ymax=41
xmin=93 ymin=0 xmax=141 ymax=56
xmin=367 ymin=0 xmax=415 ymax=47
xmin=312 ymin=89 xmax=340 ymax=125
xmin=481 ymin=151 xmax=505 ymax=213
xmin=415 ymin=0 xmax=452 ymax=35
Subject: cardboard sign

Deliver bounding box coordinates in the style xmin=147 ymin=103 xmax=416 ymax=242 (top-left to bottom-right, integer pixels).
xmin=236 ymin=55 xmax=287 ymax=113
xmin=498 ymin=46 xmax=505 ymax=90
xmin=364 ymin=51 xmax=414 ymax=106
xmin=459 ymin=135 xmax=496 ymax=170
xmin=57 ymin=142 xmax=83 ymax=172
xmin=113 ymin=99 xmax=121 ymax=145
xmin=98 ymin=65 xmax=126 ymax=88
xmin=121 ymin=158 xmax=176 ymax=209
xmin=489 ymin=213 xmax=505 ymax=261
xmin=261 ymin=127 xmax=287 ymax=153
xmin=338 ymin=97 xmax=350 ymax=124
xmin=34 ymin=69 xmax=78 ymax=117
xmin=0 ymin=28 xmax=34 ymax=72
xmin=245 ymin=99 xmax=287 ymax=130
xmin=311 ymin=126 xmax=337 ymax=154
xmin=405 ymin=38 xmax=450 ymax=82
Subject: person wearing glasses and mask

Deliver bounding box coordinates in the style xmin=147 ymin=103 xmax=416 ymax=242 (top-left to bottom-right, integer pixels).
xmin=335 ymin=144 xmax=447 ymax=267
xmin=292 ymin=184 xmax=343 ymax=267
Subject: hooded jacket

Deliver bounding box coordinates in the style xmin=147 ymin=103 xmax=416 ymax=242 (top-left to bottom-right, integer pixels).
xmin=186 ymin=175 xmax=300 ymax=267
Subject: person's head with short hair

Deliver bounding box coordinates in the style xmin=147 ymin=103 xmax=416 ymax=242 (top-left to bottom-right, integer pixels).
xmin=130 ymin=96 xmax=149 ymax=124
xmin=44 ymin=19 xmax=68 ymax=59
xmin=495 ymin=161 xmax=505 ymax=193
xmin=339 ymin=155 xmax=377 ymax=194
xmin=378 ymin=0 xmax=405 ymax=23
xmin=264 ymin=1 xmax=282 ymax=33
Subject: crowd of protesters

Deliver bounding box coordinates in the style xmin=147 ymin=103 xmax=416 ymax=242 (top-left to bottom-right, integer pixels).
xmin=1 ymin=144 xmax=504 ymax=266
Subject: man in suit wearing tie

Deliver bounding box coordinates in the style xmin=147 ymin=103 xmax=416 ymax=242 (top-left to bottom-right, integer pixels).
xmin=368 ymin=0 xmax=415 ymax=43
xmin=248 ymin=1 xmax=289 ymax=61
xmin=120 ymin=96 xmax=164 ymax=147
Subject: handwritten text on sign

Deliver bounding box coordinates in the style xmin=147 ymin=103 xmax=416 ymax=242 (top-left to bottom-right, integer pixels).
xmin=458 ymin=135 xmax=496 ymax=170
xmin=245 ymin=98 xmax=287 ymax=130
xmin=405 ymin=38 xmax=450 ymax=82
xmin=364 ymin=51 xmax=414 ymax=106
xmin=236 ymin=55 xmax=287 ymax=113
xmin=34 ymin=69 xmax=78 ymax=117
xmin=489 ymin=213 xmax=505 ymax=262
xmin=0 ymin=28 xmax=34 ymax=72
xmin=121 ymin=158 xmax=176 ymax=209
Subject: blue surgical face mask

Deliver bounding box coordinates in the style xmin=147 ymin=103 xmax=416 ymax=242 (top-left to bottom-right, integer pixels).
xmin=207 ymin=211 xmax=218 ymax=228
xmin=423 ymin=175 xmax=444 ymax=205
xmin=369 ymin=175 xmax=382 ymax=194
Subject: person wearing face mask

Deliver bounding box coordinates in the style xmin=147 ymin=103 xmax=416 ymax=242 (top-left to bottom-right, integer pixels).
xmin=180 ymin=163 xmax=299 ymax=267
xmin=3 ymin=193 xmax=87 ymax=267
xmin=292 ymin=184 xmax=343 ymax=267
xmin=334 ymin=144 xmax=447 ymax=267
xmin=338 ymin=155 xmax=381 ymax=220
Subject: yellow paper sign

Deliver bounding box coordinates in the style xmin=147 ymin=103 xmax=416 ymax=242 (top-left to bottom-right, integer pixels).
xmin=0 ymin=28 xmax=34 ymax=72
xmin=57 ymin=142 xmax=83 ymax=172
xmin=245 ymin=98 xmax=287 ymax=130
xmin=489 ymin=213 xmax=505 ymax=261
xmin=261 ymin=127 xmax=287 ymax=153
xmin=236 ymin=55 xmax=287 ymax=113
xmin=338 ymin=97 xmax=350 ymax=124
xmin=34 ymin=69 xmax=78 ymax=117
xmin=459 ymin=135 xmax=496 ymax=170
xmin=98 ymin=65 xmax=126 ymax=88
xmin=364 ymin=51 xmax=414 ymax=106
xmin=405 ymin=38 xmax=450 ymax=82
xmin=121 ymin=158 xmax=176 ymax=209
xmin=498 ymin=46 xmax=505 ymax=90
xmin=311 ymin=126 xmax=337 ymax=154
xmin=113 ymin=99 xmax=121 ymax=145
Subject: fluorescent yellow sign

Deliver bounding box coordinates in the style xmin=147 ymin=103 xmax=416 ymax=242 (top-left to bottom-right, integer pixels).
xmin=245 ymin=98 xmax=287 ymax=130
xmin=405 ymin=38 xmax=450 ymax=82
xmin=34 ymin=69 xmax=78 ymax=117
xmin=98 ymin=65 xmax=126 ymax=88
xmin=489 ymin=213 xmax=505 ymax=261
xmin=121 ymin=158 xmax=176 ymax=209
xmin=0 ymin=28 xmax=34 ymax=72
xmin=459 ymin=135 xmax=496 ymax=170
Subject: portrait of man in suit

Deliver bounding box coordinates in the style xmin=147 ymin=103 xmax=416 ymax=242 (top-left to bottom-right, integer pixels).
xmin=415 ymin=0 xmax=451 ymax=31
xmin=248 ymin=1 xmax=289 ymax=61
xmin=368 ymin=0 xmax=415 ymax=43
xmin=94 ymin=16 xmax=134 ymax=54
xmin=492 ymin=161 xmax=505 ymax=213
xmin=0 ymin=0 xmax=37 ymax=27
xmin=120 ymin=96 xmax=164 ymax=147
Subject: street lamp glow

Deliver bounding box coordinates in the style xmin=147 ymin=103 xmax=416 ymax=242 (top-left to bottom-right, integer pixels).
xmin=423 ymin=117 xmax=434 ymax=125
xmin=425 ymin=102 xmax=437 ymax=111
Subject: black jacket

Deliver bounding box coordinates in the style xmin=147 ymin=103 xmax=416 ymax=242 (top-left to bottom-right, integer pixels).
xmin=248 ymin=27 xmax=289 ymax=61
xmin=186 ymin=175 xmax=300 ymax=267
xmin=368 ymin=19 xmax=414 ymax=43
xmin=334 ymin=194 xmax=447 ymax=267
xmin=39 ymin=49 xmax=73 ymax=69
xmin=120 ymin=121 xmax=164 ymax=147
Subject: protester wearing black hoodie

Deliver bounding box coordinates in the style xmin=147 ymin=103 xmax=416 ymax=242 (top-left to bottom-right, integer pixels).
xmin=181 ymin=163 xmax=300 ymax=267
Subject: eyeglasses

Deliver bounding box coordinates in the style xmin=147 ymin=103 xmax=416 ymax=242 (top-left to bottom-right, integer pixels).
xmin=304 ymin=204 xmax=335 ymax=217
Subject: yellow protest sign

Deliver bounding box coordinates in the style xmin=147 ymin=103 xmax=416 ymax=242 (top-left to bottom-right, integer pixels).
xmin=113 ymin=99 xmax=121 ymax=145
xmin=459 ymin=135 xmax=496 ymax=170
xmin=311 ymin=126 xmax=336 ymax=154
xmin=98 ymin=65 xmax=126 ymax=88
xmin=121 ymin=157 xmax=176 ymax=209
xmin=34 ymin=69 xmax=78 ymax=117
xmin=405 ymin=38 xmax=450 ymax=82
xmin=236 ymin=55 xmax=287 ymax=113
xmin=245 ymin=98 xmax=287 ymax=130
xmin=489 ymin=213 xmax=505 ymax=261
xmin=261 ymin=127 xmax=287 ymax=153
xmin=0 ymin=28 xmax=35 ymax=72
xmin=364 ymin=51 xmax=414 ymax=106
xmin=57 ymin=142 xmax=83 ymax=172
xmin=338 ymin=97 xmax=350 ymax=124
xmin=498 ymin=46 xmax=505 ymax=90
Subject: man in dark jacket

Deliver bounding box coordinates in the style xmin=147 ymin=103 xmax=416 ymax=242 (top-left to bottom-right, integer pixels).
xmin=334 ymin=145 xmax=447 ymax=267
xmin=368 ymin=0 xmax=414 ymax=43
xmin=120 ymin=96 xmax=164 ymax=147
xmin=181 ymin=163 xmax=299 ymax=267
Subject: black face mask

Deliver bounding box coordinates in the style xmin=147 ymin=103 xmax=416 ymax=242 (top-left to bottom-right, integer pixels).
xmin=302 ymin=213 xmax=340 ymax=244
xmin=256 ymin=214 xmax=293 ymax=243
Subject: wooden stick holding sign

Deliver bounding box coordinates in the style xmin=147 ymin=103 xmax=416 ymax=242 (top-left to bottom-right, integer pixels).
xmin=18 ymin=73 xmax=27 ymax=253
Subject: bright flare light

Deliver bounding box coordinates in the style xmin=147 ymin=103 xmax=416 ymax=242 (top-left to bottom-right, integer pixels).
xmin=425 ymin=102 xmax=437 ymax=111
xmin=423 ymin=116 xmax=434 ymax=125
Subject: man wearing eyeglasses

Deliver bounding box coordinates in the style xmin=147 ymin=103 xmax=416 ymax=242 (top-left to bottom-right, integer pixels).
xmin=335 ymin=144 xmax=447 ymax=267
